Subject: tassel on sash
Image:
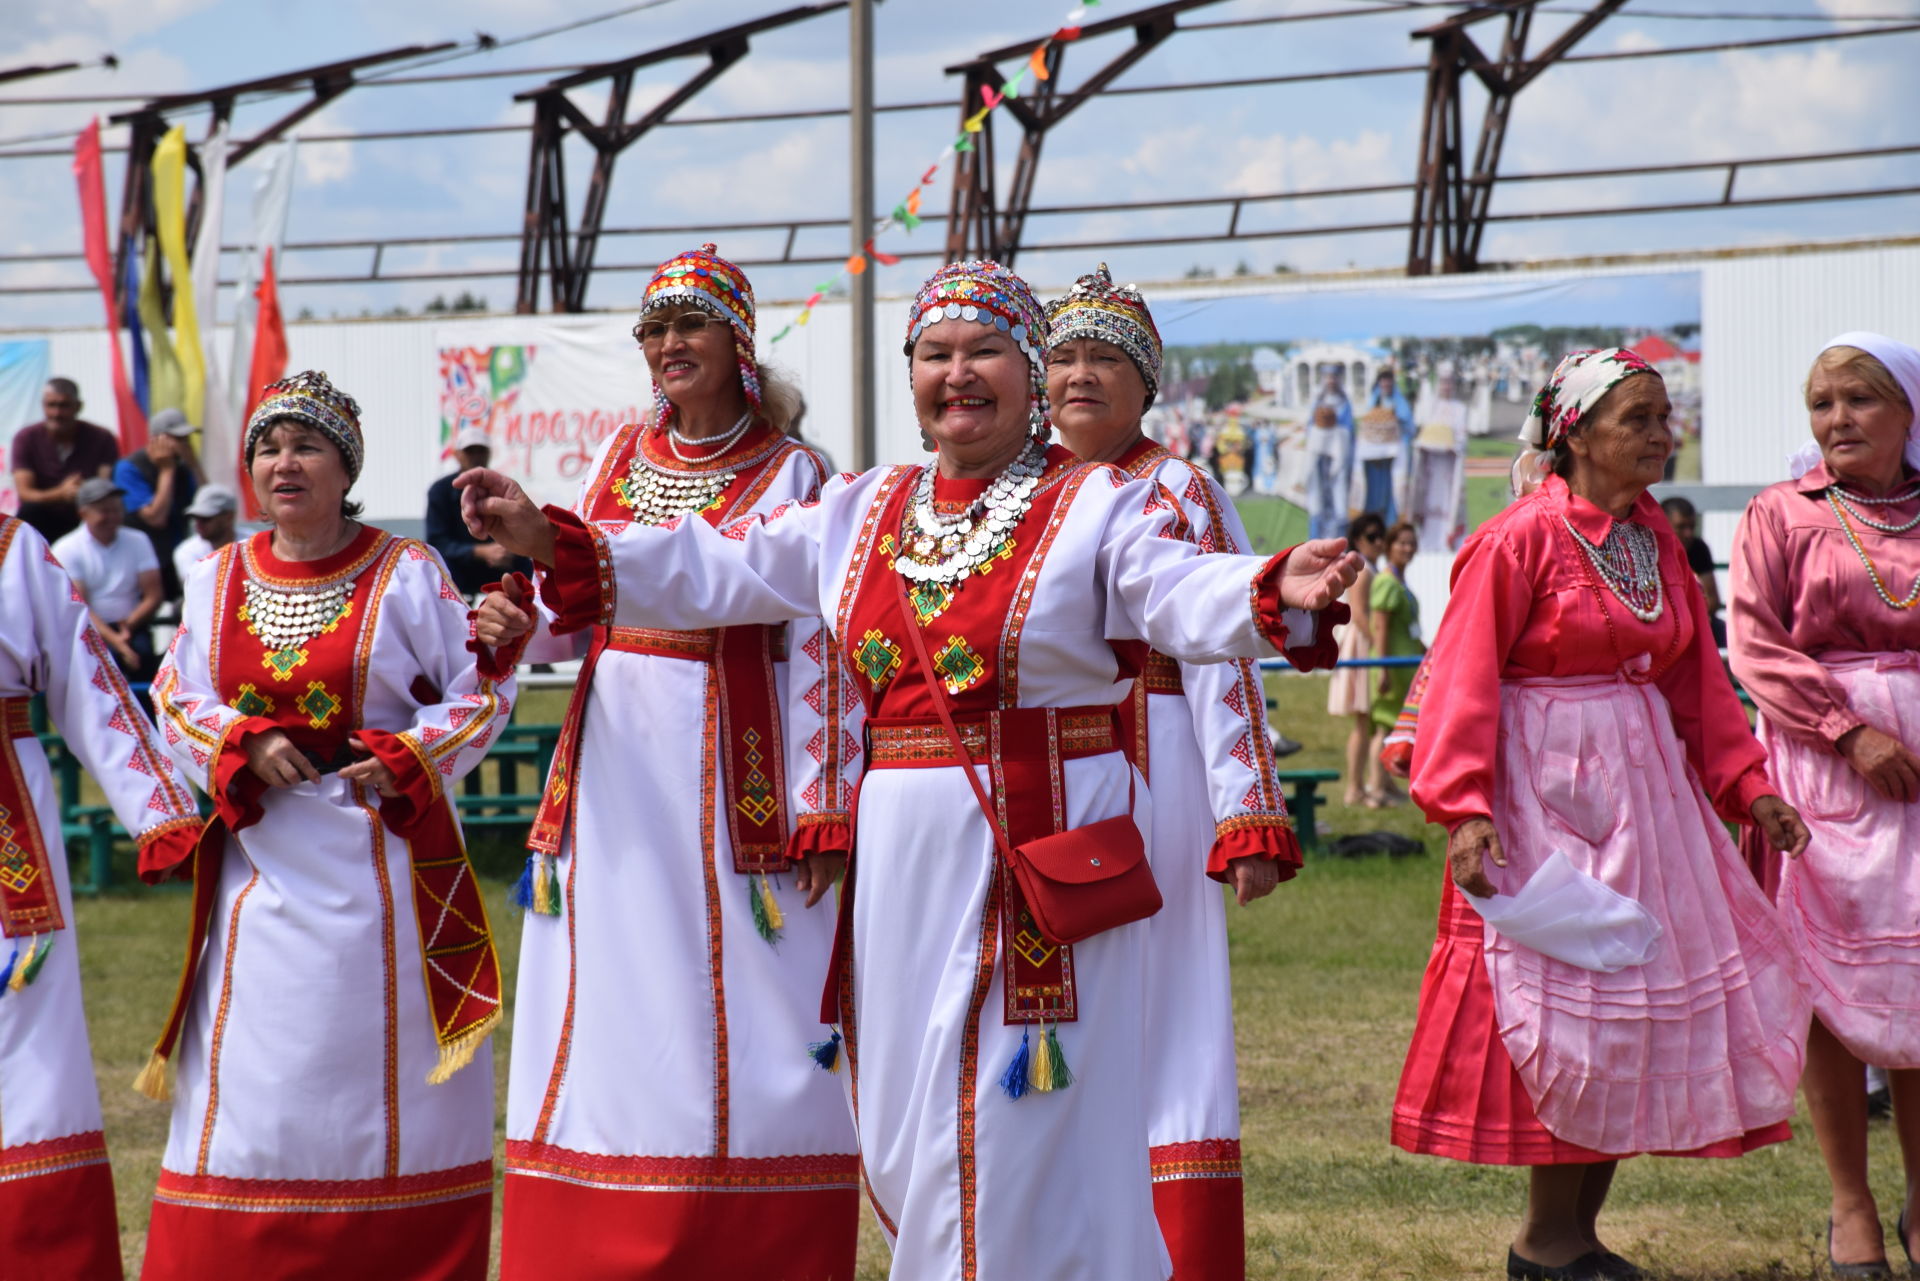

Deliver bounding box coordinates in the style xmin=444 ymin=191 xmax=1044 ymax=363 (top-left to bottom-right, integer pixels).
xmin=807 ymin=1028 xmax=843 ymax=1073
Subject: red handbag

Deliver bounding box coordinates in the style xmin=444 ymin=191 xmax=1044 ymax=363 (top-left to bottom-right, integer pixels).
xmin=893 ymin=580 xmax=1161 ymax=946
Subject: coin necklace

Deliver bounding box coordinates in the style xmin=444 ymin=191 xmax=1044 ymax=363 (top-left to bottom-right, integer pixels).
xmin=240 ymin=572 xmax=354 ymax=656
xmin=1828 ymin=490 xmax=1920 ymax=609
xmin=619 ymin=417 xmax=750 ymax=526
xmin=1561 ymin=515 xmax=1663 ymax=623
xmin=896 ymin=436 xmax=1047 ymax=585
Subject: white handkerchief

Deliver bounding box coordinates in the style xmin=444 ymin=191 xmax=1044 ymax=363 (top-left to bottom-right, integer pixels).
xmin=1466 ymin=850 xmax=1663 ymax=973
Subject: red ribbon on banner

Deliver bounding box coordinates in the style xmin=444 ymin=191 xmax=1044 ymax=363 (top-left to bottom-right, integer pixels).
xmin=72 ymin=119 xmax=147 ymax=450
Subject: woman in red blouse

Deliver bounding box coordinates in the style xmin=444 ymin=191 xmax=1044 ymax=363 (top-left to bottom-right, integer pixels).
xmin=1393 ymin=350 xmax=1811 ymax=1281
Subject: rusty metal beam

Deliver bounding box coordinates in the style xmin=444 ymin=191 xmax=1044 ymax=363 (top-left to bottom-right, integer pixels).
xmin=1407 ymin=0 xmax=1625 ymax=275
xmin=945 ymin=4 xmax=1213 ymax=266
xmin=512 ymin=3 xmax=843 ymax=313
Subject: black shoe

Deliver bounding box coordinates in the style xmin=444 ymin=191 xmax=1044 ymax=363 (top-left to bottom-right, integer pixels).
xmin=1829 ymin=1218 xmax=1894 ymax=1279
xmin=1507 ymin=1247 xmax=1612 ymax=1281
xmin=1593 ymin=1251 xmax=1647 ymax=1281
xmin=1267 ymin=730 xmax=1303 ymax=758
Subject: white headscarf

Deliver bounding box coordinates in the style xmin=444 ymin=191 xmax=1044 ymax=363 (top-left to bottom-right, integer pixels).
xmin=1786 ymin=331 xmax=1920 ymax=480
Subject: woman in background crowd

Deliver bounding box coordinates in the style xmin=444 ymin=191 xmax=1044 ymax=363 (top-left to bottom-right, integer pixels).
xmin=1328 ymin=511 xmax=1386 ymax=807
xmin=1047 ymin=262 xmax=1300 ymax=1280
xmin=1395 ymin=349 xmax=1811 ymax=1281
xmin=1730 ymin=332 xmax=1920 ymax=1277
xmin=1367 ymin=521 xmax=1424 ymax=807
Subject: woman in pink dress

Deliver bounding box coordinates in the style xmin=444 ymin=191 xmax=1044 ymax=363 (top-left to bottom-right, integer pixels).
xmin=1394 ymin=349 xmax=1812 ymax=1281
xmin=1729 ymin=332 xmax=1920 ymax=1277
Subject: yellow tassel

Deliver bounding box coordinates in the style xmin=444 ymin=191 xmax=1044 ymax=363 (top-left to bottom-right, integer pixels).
xmin=133 ymin=1051 xmax=172 ymax=1102
xmin=426 ymin=1007 xmax=502 ymax=1086
xmin=1030 ymin=1020 xmax=1056 ymax=1093
xmin=761 ymin=875 xmax=785 ymax=933
xmin=8 ymin=936 xmax=37 ymax=992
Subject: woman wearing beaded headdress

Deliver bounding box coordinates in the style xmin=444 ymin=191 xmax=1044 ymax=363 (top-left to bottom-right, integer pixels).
xmin=139 ymin=371 xmax=516 ymax=1279
xmin=1392 ymin=349 xmax=1812 ymax=1281
xmin=490 ymin=244 xmax=859 ymax=1281
xmin=1729 ymin=333 xmax=1920 ymax=1277
xmin=0 ymin=517 xmax=199 ymax=1280
xmin=1045 ymin=262 xmax=1300 ymax=1281
xmin=460 ymin=258 xmax=1362 ymax=1280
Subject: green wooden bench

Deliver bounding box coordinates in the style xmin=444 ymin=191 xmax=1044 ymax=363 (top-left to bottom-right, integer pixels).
xmin=1276 ymin=768 xmax=1341 ymax=855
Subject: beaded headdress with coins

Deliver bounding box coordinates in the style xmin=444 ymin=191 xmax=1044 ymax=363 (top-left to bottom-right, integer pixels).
xmin=244 ymin=370 xmax=365 ymax=482
xmin=904 ymin=259 xmax=1051 ymax=439
xmin=638 ymin=243 xmax=760 ymax=430
xmin=1044 ymin=263 xmax=1164 ymax=410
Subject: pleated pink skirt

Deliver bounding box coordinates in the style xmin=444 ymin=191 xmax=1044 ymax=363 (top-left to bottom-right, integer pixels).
xmin=1326 ymin=620 xmax=1372 ymax=718
xmin=1761 ymin=654 xmax=1920 ymax=1069
xmin=1393 ymin=675 xmax=1809 ymax=1163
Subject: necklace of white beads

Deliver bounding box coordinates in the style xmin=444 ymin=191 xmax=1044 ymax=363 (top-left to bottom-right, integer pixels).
xmin=896 ymin=437 xmax=1047 ymax=585
xmin=1563 ymin=515 xmax=1664 ymax=623
xmin=1831 ymin=483 xmax=1920 ymax=534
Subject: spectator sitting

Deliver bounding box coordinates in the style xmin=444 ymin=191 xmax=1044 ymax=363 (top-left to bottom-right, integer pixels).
xmin=172 ymin=483 xmax=243 ymax=584
xmin=51 ymin=477 xmax=162 ymax=681
xmin=427 ymin=427 xmax=529 ymax=596
xmin=10 ymin=377 xmax=120 ymax=544
xmin=116 ymin=407 xmax=203 ymax=602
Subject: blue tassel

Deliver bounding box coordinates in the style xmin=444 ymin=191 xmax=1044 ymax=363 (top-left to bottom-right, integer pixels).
xmin=510 ymin=855 xmax=536 ymax=911
xmin=807 ymin=1030 xmax=843 ymax=1073
xmin=998 ymin=1027 xmax=1031 ymax=1100
xmin=0 ymin=944 xmax=15 ymax=999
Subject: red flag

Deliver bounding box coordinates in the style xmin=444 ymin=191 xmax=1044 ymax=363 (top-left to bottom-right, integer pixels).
xmin=240 ymin=248 xmax=288 ymax=519
xmin=72 ymin=119 xmax=147 ymax=448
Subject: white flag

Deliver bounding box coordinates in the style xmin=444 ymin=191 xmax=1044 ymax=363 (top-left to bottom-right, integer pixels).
xmin=190 ymin=123 xmax=233 ymax=474
xmin=227 ymin=134 xmax=298 ymax=422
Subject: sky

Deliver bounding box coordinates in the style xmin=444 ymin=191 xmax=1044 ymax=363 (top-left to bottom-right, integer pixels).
xmin=1 ymin=0 xmax=1916 ymax=331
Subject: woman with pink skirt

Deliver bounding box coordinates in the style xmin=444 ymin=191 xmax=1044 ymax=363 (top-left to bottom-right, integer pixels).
xmin=1395 ymin=349 xmax=1812 ymax=1281
xmin=1730 ymin=332 xmax=1920 ymax=1278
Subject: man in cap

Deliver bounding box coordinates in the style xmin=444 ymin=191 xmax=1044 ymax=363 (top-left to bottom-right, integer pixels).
xmin=10 ymin=377 xmax=121 ymax=543
xmin=50 ymin=477 xmax=162 ymax=679
xmin=171 ymin=483 xmax=244 ymax=585
xmin=114 ymin=407 xmax=203 ymax=601
xmin=427 ymin=426 xmax=528 ymax=596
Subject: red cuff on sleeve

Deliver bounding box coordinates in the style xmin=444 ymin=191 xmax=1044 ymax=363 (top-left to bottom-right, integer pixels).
xmin=1250 ymin=549 xmax=1349 ymax=672
xmin=1720 ymin=765 xmax=1779 ymax=826
xmin=538 ymin=507 xmax=613 ymax=635
xmin=355 ymin=728 xmax=442 ymax=838
xmin=787 ymin=816 xmax=853 ymax=864
xmin=136 ymin=815 xmax=205 ymax=885
xmin=209 ymin=717 xmax=277 ymax=832
xmin=1206 ymin=820 xmax=1304 ymax=883
xmin=472 ymin=570 xmax=535 ymax=681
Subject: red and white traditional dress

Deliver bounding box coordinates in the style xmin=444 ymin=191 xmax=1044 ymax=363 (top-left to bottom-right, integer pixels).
xmin=143 ymin=526 xmax=512 ymax=1280
xmin=1112 ymin=439 xmax=1300 ymax=1281
xmin=500 ymin=421 xmax=862 ymax=1280
xmin=533 ymin=445 xmax=1335 ymax=1281
xmin=1396 ymin=476 xmax=1808 ymax=1163
xmin=0 ymin=516 xmax=200 ymax=1280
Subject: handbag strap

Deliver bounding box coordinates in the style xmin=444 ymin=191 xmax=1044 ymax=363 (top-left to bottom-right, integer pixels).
xmin=890 ymin=574 xmax=1130 ymax=860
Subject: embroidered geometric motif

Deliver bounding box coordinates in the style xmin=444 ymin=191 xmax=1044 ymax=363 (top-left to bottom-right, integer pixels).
xmin=734 ymin=728 xmax=780 ymax=827
xmin=969 ymin=539 xmax=1016 ymax=577
xmin=909 ymin=580 xmax=953 ymax=625
xmin=1222 ymin=682 xmax=1247 ymax=716
xmin=1229 ymin=733 xmax=1257 ymax=770
xmin=232 ymin=684 xmax=275 ymax=718
xmin=421 ymin=726 xmax=447 ymax=746
xmin=439 ymin=579 xmax=463 ymax=602
xmin=1012 ymin=921 xmax=1057 ymax=968
xmin=297 ymin=680 xmax=342 ymax=730
xmin=841 ymin=730 xmax=861 ymax=763
xmin=1241 ymin=783 xmax=1264 ymax=811
xmin=1185 ymin=476 xmax=1209 ymax=507
xmin=853 ymin=630 xmax=903 ymax=690
xmin=804 ymin=680 xmax=826 ymax=716
xmin=801 ymin=779 xmax=823 ymax=809
xmin=933 ymin=635 xmax=986 ymax=696
xmin=0 ymin=805 xmax=38 ymax=894
xmin=190 ymin=746 xmax=211 ymax=767
xmin=107 ymin=708 xmax=137 ymax=737
xmin=146 ymin=787 xmax=173 ymax=814
xmin=264 ymin=646 xmax=310 ymax=679
xmin=404 ymin=543 xmax=430 ymax=560
xmin=878 ymin=532 xmax=897 ymax=562
xmin=805 ymin=730 xmax=826 ymax=763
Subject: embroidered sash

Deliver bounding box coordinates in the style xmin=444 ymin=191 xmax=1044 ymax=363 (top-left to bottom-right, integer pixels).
xmin=0 ymin=698 xmax=61 ymax=939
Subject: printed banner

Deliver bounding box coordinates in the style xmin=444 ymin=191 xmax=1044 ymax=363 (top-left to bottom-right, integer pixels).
xmin=436 ymin=321 xmax=648 ymax=509
xmin=1149 ymin=271 xmax=1703 ymax=553
xmin=0 ymin=340 xmax=52 ymax=514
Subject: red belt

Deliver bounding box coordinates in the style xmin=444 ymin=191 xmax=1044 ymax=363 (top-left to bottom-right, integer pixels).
xmin=1 ymin=697 xmax=29 ymax=740
xmin=864 ymin=706 xmax=1120 ymax=768
xmin=1139 ymin=651 xmax=1184 ymax=696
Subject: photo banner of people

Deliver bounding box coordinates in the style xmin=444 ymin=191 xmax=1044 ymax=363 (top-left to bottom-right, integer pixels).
xmin=1144 ymin=271 xmax=1702 ymax=553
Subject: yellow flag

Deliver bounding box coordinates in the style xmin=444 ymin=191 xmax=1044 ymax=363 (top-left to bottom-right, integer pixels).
xmin=137 ymin=236 xmax=184 ymax=416
xmin=963 ymin=107 xmax=991 ymax=134
xmin=152 ymin=126 xmax=206 ymax=428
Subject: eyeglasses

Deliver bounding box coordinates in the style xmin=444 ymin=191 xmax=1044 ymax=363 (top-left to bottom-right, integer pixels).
xmin=634 ymin=312 xmax=716 ymax=346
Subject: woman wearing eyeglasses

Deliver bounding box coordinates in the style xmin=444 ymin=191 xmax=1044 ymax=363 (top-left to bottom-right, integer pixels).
xmin=497 ymin=246 xmax=860 ymax=1279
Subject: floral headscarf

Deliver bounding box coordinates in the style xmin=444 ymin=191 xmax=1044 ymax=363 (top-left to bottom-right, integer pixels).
xmin=1519 ymin=348 xmax=1660 ymax=452
xmin=1043 ymin=263 xmax=1164 ymax=409
xmin=1786 ymin=331 xmax=1920 ymax=480
xmin=904 ymin=259 xmax=1050 ymax=436
xmin=639 ymin=243 xmax=759 ymax=429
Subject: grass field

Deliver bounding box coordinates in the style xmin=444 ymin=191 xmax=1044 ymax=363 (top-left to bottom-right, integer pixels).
xmin=73 ymin=678 xmax=1899 ymax=1279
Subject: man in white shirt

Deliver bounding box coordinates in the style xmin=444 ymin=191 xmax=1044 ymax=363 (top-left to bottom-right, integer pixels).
xmin=172 ymin=482 xmax=244 ymax=585
xmin=51 ymin=476 xmax=162 ymax=679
